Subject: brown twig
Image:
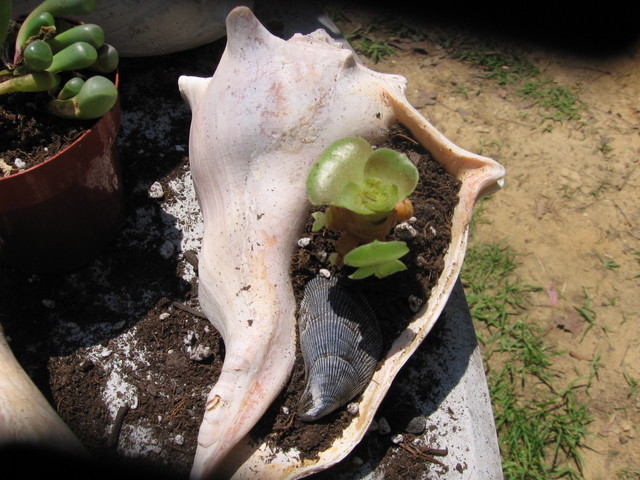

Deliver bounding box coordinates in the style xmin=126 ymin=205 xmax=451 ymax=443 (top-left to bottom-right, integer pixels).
xmin=109 ymin=404 xmax=130 ymax=449
xmin=172 ymin=301 xmax=207 ymax=319
xmin=399 ymin=443 xmax=449 ymax=468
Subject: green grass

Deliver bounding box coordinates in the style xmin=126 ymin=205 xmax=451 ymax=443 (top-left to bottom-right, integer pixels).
xmin=448 ymin=38 xmax=583 ymax=124
xmin=451 ymin=43 xmax=539 ymax=85
xmin=519 ymin=80 xmax=582 ymax=122
xmin=461 ymin=240 xmax=593 ymax=480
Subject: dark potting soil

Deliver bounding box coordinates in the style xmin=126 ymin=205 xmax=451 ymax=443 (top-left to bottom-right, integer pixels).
xmin=0 ymin=92 xmax=95 ymax=176
xmin=254 ymin=125 xmax=462 ymax=462
xmin=0 ymin=38 xmax=462 ymax=480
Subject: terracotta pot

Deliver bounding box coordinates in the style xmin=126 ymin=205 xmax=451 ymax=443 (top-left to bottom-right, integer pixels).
xmin=0 ymin=81 xmax=123 ymax=273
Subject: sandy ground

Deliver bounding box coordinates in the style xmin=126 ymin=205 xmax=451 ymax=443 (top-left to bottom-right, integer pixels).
xmin=333 ymin=8 xmax=640 ymax=479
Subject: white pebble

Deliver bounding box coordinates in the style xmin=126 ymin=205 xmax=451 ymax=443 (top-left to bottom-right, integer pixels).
xmin=394 ymin=221 xmax=418 ymax=239
xmin=189 ymin=344 xmax=212 ymax=362
xmin=148 ymin=181 xmax=164 ymax=199
xmin=183 ymin=330 xmax=198 ymax=346
xmin=281 ymin=406 xmax=290 ymax=415
xmin=13 ymin=158 xmax=26 ymax=169
xmin=173 ymin=434 xmax=185 ymax=446
xmin=429 ymin=225 xmax=437 ymax=236
xmin=297 ymin=237 xmax=311 ymax=248
xmin=175 ymin=145 xmax=185 ymax=152
xmin=347 ymin=402 xmax=359 ymax=415
xmin=319 ymin=268 xmax=331 ymax=278
xmin=391 ymin=434 xmax=404 ymax=444
xmin=159 ymin=312 xmax=170 ymax=320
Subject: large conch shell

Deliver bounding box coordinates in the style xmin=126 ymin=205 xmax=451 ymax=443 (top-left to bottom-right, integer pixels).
xmin=178 ymin=6 xmax=504 ymax=479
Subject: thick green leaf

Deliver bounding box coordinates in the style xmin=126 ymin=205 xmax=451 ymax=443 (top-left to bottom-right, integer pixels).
xmin=306 ymin=136 xmax=419 ymax=215
xmin=343 ymin=240 xmax=409 ymax=268
xmin=22 ymin=40 xmax=53 ymax=71
xmin=347 ymin=265 xmax=377 ymax=280
xmin=0 ymin=71 xmax=59 ymax=94
xmin=347 ymin=259 xmax=408 ymax=280
xmin=306 ymin=137 xmax=371 ymax=206
xmin=374 ymin=258 xmax=408 ymax=277
xmin=46 ymin=74 xmax=116 ymax=119
xmin=364 ymin=148 xmax=419 ymax=200
xmin=56 ymin=75 xmax=83 ymax=99
xmin=15 ymin=0 xmax=96 ymax=50
xmin=310 ymin=211 xmax=326 ymax=232
xmin=89 ymin=43 xmax=118 ymax=73
xmin=48 ymin=23 xmax=104 ymax=52
xmin=14 ymin=11 xmax=55 ymax=55
xmin=46 ymin=41 xmax=97 ymax=73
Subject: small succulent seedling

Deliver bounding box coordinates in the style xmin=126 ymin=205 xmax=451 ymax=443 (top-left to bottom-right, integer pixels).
xmin=343 ymin=240 xmax=410 ymax=279
xmin=0 ymin=0 xmax=118 ymax=120
xmin=306 ymin=136 xmax=419 ymax=277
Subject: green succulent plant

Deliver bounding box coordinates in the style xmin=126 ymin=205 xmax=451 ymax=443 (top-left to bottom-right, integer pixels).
xmin=343 ymin=239 xmax=410 ymax=280
xmin=306 ymin=136 xmax=419 ymax=278
xmin=0 ymin=0 xmax=118 ymax=120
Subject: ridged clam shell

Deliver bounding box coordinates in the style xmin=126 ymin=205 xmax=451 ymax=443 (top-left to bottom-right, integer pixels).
xmin=298 ymin=276 xmax=382 ymax=422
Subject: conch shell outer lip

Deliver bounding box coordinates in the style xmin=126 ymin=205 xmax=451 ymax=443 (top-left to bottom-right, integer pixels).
xmin=179 ymin=6 xmax=505 ymax=480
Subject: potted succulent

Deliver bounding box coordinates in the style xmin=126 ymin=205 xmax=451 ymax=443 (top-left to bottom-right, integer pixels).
xmin=306 ymin=136 xmax=419 ymax=277
xmin=0 ymin=0 xmax=121 ymax=273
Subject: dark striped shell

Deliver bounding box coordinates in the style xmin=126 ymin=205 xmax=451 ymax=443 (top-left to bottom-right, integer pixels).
xmin=297 ymin=275 xmax=382 ymax=422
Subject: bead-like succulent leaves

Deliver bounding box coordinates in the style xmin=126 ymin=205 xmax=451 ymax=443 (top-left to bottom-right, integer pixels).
xmin=0 ymin=0 xmax=118 ymax=120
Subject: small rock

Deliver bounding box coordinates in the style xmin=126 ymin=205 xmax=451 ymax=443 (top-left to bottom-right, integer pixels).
xmin=173 ymin=434 xmax=185 ymax=446
xmin=394 ymin=221 xmax=418 ymax=239
xmin=405 ymin=415 xmax=427 ymax=434
xmin=159 ymin=312 xmax=170 ymax=320
xmin=347 ymin=402 xmax=359 ymax=415
xmin=41 ymin=299 xmax=55 ymax=309
xmin=189 ymin=344 xmax=212 ymax=362
xmin=183 ymin=330 xmax=198 ymax=346
xmin=13 ymin=158 xmax=26 ymax=169
xmin=159 ymin=240 xmax=175 ymax=259
xmin=319 ymin=268 xmax=331 ymax=278
xmin=378 ymin=417 xmax=391 ymax=435
xmin=112 ymin=320 xmax=126 ymax=331
xmin=408 ymin=295 xmax=423 ymax=313
xmin=148 ymin=181 xmax=164 ymax=199
xmin=281 ymin=406 xmax=290 ymax=415
xmin=297 ymin=237 xmax=311 ymax=248
xmin=391 ymin=434 xmax=404 ymax=444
